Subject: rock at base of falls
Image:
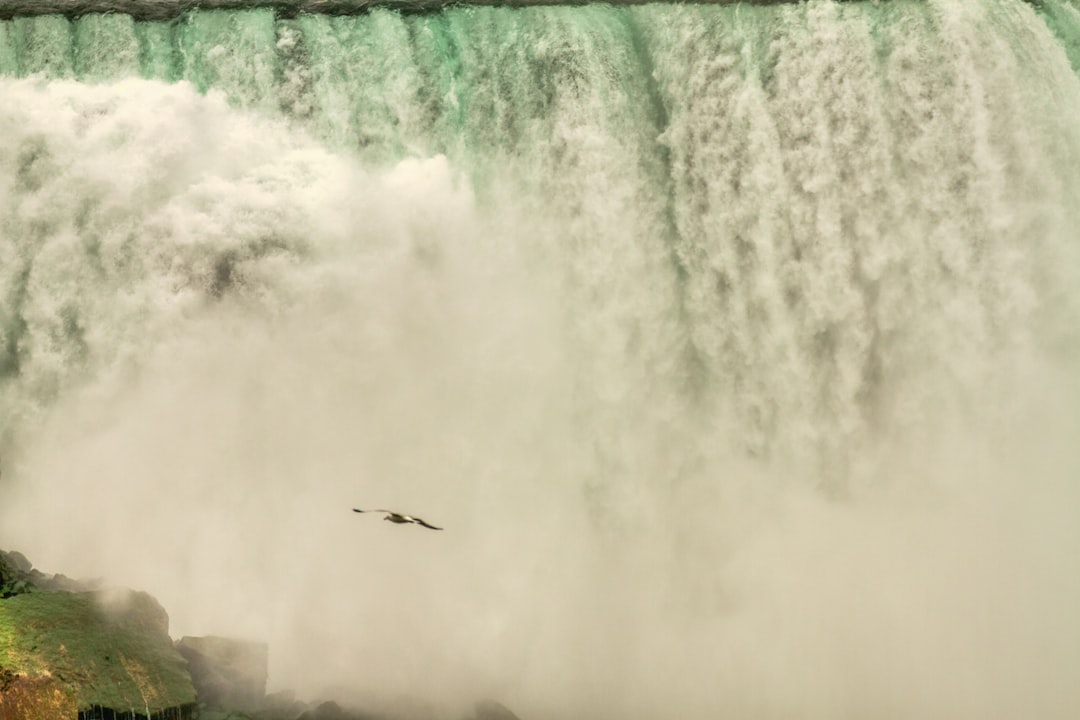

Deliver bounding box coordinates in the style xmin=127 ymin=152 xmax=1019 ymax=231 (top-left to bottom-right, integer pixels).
xmin=1 ymin=550 xmax=525 ymax=720
xmin=175 ymin=635 xmax=268 ymax=714
xmin=0 ymin=579 xmax=197 ymax=719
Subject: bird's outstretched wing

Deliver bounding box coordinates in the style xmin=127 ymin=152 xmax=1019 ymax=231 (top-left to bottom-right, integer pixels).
xmin=353 ymin=508 xmax=394 ymax=514
xmin=412 ymin=517 xmax=443 ymax=531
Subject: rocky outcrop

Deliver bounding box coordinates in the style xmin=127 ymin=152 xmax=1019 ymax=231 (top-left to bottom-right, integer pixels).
xmin=175 ymin=636 xmax=268 ymax=713
xmin=471 ymin=700 xmax=521 ymax=720
xmin=0 ymin=559 xmax=197 ymax=720
xmin=1 ymin=549 xmax=102 ymax=597
xmin=287 ymin=697 xmax=522 ymax=720
xmin=0 ymin=550 xmax=33 ymax=598
xmin=2 ymin=550 xmax=526 ymax=720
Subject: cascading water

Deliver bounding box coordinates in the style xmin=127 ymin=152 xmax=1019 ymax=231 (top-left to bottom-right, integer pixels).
xmin=1 ymin=1 xmax=1079 ymax=718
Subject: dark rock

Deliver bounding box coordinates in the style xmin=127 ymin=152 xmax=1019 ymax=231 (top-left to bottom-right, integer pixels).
xmin=175 ymin=636 xmax=268 ymax=713
xmin=296 ymin=700 xmax=386 ymax=720
xmin=199 ymin=711 xmax=256 ymax=720
xmin=0 ymin=548 xmax=102 ymax=597
xmin=1 ymin=552 xmax=30 ymax=574
xmin=34 ymin=572 xmax=103 ymax=593
xmin=254 ymin=689 xmax=311 ymax=720
xmin=472 ymin=700 xmax=521 ymax=720
xmin=0 ymin=550 xmax=34 ymax=598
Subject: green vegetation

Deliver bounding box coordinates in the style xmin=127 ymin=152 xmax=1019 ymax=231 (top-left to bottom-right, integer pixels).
xmin=0 ymin=590 xmax=196 ymax=716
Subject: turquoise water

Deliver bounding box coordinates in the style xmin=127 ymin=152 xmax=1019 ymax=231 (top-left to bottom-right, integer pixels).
xmin=1 ymin=2 xmax=1079 ymax=718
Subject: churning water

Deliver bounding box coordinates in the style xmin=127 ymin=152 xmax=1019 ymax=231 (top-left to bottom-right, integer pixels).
xmin=2 ymin=1 xmax=1079 ymax=718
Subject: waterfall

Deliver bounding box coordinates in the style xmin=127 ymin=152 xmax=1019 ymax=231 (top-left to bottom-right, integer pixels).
xmin=2 ymin=2 xmax=1079 ymax=718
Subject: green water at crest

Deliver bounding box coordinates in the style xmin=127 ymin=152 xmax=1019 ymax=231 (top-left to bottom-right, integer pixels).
xmin=1 ymin=1 xmax=1078 ymax=165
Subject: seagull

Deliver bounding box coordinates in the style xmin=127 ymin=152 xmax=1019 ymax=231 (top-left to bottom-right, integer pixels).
xmin=352 ymin=508 xmax=443 ymax=530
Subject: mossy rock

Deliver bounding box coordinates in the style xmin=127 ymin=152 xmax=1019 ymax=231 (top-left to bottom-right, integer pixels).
xmin=0 ymin=589 xmax=196 ymax=719
xmin=0 ymin=551 xmax=34 ymax=599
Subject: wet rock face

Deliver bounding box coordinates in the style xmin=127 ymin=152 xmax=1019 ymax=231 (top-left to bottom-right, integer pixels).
xmin=175 ymin=636 xmax=268 ymax=713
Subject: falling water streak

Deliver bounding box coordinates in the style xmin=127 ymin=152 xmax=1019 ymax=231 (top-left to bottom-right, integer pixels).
xmin=0 ymin=0 xmax=1078 ymax=520
xmin=0 ymin=3 xmax=1078 ymax=510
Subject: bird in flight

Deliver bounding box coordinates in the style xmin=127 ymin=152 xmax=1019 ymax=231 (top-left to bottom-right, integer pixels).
xmin=352 ymin=508 xmax=443 ymax=530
